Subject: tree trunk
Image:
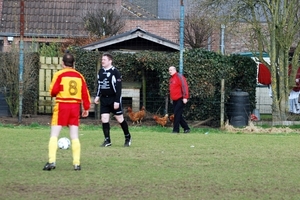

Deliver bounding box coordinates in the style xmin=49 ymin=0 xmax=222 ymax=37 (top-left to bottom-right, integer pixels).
xmin=271 ymin=53 xmax=290 ymax=123
xmin=142 ymin=69 xmax=146 ymax=108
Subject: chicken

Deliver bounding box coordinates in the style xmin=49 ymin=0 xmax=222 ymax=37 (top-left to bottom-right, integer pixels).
xmin=169 ymin=114 xmax=174 ymax=125
xmin=127 ymin=107 xmax=140 ymax=124
xmin=137 ymin=106 xmax=146 ymax=124
xmin=153 ymin=114 xmax=168 ymax=127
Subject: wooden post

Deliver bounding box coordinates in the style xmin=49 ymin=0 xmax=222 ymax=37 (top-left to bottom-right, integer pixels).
xmin=165 ymin=96 xmax=169 ymax=114
xmin=95 ymin=58 xmax=101 ymax=120
xmin=220 ymin=79 xmax=225 ymax=129
xmin=142 ymin=69 xmax=146 ymax=108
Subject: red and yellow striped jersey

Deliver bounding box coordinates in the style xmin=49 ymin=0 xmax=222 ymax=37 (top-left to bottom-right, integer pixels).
xmin=49 ymin=68 xmax=91 ymax=111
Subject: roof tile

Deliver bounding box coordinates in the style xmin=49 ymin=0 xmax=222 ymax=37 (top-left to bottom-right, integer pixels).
xmin=1 ymin=0 xmax=120 ymax=37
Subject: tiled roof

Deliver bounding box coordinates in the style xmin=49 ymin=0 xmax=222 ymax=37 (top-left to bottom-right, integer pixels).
xmin=82 ymin=27 xmax=179 ymax=51
xmin=121 ymin=0 xmax=158 ymax=19
xmin=0 ymin=0 xmax=120 ymax=37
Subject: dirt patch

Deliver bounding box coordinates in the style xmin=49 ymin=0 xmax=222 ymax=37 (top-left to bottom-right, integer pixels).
xmin=0 ymin=115 xmax=52 ymax=126
xmin=0 ymin=114 xmax=210 ymax=128
xmin=0 ymin=115 xmax=296 ymax=133
xmin=0 ymin=114 xmax=164 ymax=127
xmin=224 ymin=121 xmax=295 ymax=133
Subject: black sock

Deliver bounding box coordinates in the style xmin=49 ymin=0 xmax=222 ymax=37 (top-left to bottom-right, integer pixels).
xmin=102 ymin=123 xmax=110 ymax=142
xmin=120 ymin=120 xmax=130 ymax=139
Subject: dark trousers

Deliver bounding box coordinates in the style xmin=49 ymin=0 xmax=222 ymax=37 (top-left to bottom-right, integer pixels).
xmin=172 ymin=99 xmax=189 ymax=132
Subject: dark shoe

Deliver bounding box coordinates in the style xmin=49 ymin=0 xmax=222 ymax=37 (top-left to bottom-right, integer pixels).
xmin=124 ymin=138 xmax=131 ymax=147
xmin=43 ymin=162 xmax=56 ymax=171
xmin=171 ymin=131 xmax=179 ymax=134
xmin=100 ymin=140 xmax=111 ymax=147
xmin=74 ymin=165 xmax=81 ymax=171
xmin=184 ymin=129 xmax=190 ymax=133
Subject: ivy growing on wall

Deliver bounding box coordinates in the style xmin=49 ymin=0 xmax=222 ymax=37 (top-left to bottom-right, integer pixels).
xmin=69 ymin=47 xmax=99 ymax=94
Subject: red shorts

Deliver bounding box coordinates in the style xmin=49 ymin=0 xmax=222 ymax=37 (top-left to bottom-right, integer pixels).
xmin=51 ymin=103 xmax=80 ymax=126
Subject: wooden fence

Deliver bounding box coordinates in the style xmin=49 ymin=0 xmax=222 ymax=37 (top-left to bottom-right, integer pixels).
xmin=38 ymin=56 xmax=62 ymax=114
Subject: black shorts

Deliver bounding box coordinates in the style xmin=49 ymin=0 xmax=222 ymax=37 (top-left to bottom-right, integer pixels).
xmin=100 ymin=95 xmax=123 ymax=115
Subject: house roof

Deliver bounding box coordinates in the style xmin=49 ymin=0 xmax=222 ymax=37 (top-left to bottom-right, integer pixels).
xmin=81 ymin=27 xmax=180 ymax=51
xmin=0 ymin=0 xmax=153 ymax=38
xmin=238 ymin=52 xmax=269 ymax=58
xmin=121 ymin=0 xmax=158 ymax=19
xmin=1 ymin=0 xmax=120 ymax=37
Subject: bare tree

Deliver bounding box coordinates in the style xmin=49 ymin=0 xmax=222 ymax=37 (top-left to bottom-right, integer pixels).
xmin=199 ymin=0 xmax=300 ymax=123
xmin=0 ymin=49 xmax=38 ymax=117
xmin=82 ymin=8 xmax=125 ymax=37
xmin=182 ymin=13 xmax=214 ymax=49
xmin=0 ymin=52 xmax=19 ymax=117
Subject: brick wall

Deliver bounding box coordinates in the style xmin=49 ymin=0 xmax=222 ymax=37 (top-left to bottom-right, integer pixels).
xmin=124 ymin=19 xmax=179 ymax=44
xmin=224 ymin=22 xmax=262 ymax=54
xmin=124 ymin=19 xmax=234 ymax=53
xmin=211 ymin=30 xmax=222 ymax=53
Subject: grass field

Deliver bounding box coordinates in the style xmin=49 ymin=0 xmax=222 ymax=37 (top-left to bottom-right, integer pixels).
xmin=1 ymin=124 xmax=300 ymax=200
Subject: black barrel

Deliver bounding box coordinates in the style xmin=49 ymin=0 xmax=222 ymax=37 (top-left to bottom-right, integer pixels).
xmin=226 ymin=89 xmax=250 ymax=127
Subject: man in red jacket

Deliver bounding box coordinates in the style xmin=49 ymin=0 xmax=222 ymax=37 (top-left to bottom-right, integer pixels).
xmin=169 ymin=66 xmax=190 ymax=133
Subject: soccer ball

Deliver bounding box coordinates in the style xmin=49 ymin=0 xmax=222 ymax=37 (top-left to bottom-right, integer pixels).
xmin=58 ymin=137 xmax=71 ymax=150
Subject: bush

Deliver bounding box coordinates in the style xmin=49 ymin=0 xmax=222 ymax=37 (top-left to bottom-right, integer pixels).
xmin=0 ymin=52 xmax=39 ymax=116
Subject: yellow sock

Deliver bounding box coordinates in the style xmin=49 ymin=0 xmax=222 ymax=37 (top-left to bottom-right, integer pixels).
xmin=48 ymin=137 xmax=58 ymax=163
xmin=72 ymin=139 xmax=81 ymax=165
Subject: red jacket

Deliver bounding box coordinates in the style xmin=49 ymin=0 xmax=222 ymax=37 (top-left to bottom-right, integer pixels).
xmin=169 ymin=72 xmax=189 ymax=101
xmin=288 ymin=65 xmax=300 ymax=92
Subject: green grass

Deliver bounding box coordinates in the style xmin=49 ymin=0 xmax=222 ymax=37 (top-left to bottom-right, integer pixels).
xmin=1 ymin=125 xmax=300 ymax=199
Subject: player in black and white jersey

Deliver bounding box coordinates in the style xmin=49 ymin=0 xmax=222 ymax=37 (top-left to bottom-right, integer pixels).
xmin=94 ymin=53 xmax=131 ymax=147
